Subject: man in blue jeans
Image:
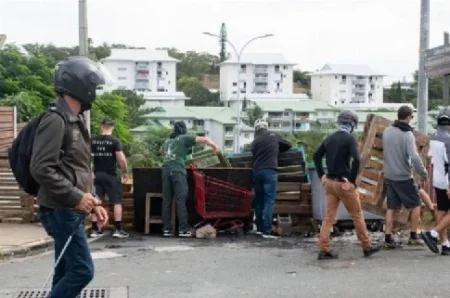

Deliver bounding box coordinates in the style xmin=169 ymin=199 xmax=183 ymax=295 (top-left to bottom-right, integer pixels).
xmin=30 ymin=57 xmax=108 ymax=298
xmin=251 ymin=119 xmax=292 ymax=239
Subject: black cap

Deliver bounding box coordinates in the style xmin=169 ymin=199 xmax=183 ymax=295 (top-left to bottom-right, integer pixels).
xmin=101 ymin=117 xmax=114 ymax=126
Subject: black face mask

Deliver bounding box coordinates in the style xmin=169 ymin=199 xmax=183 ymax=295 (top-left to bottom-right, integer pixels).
xmin=80 ymin=102 xmax=92 ymax=113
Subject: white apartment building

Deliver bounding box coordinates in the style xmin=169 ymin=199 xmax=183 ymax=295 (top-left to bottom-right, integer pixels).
xmin=219 ymin=53 xmax=300 ymax=110
xmin=310 ymin=64 xmax=385 ymax=107
xmin=99 ymin=49 xmax=188 ymax=107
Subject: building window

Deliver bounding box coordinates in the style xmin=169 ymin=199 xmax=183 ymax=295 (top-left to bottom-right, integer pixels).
xmin=225 ymin=140 xmax=233 ymax=148
xmin=244 ymin=133 xmax=249 ymax=138
xmin=166 ymin=71 xmax=168 ymax=75
xmin=232 ymin=82 xmax=237 ymax=86
xmin=193 ymin=119 xmax=204 ymax=126
xmin=118 ymin=67 xmax=127 ymax=71
xmin=169 ymin=120 xmax=175 ymax=125
xmin=240 ymin=65 xmax=247 ymax=73
xmin=275 ymin=65 xmax=280 ymax=72
xmin=283 ymin=66 xmax=287 ymax=70
xmin=118 ymin=77 xmax=127 ymax=80
xmin=157 ymin=62 xmax=162 ymax=67
xmin=283 ymin=111 xmax=289 ymax=116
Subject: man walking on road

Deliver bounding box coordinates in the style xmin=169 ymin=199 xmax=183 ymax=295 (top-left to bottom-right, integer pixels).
xmin=31 ymin=57 xmax=108 ymax=298
xmin=91 ymin=117 xmax=130 ymax=238
xmin=251 ymin=119 xmax=292 ymax=239
xmin=422 ymin=106 xmax=450 ymax=255
xmin=383 ymin=105 xmax=428 ymax=248
xmin=313 ymin=111 xmax=382 ymax=260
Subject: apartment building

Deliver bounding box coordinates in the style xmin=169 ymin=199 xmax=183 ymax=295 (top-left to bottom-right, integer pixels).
xmin=251 ymin=99 xmax=338 ymax=133
xmin=131 ymin=106 xmax=254 ymax=153
xmin=100 ymin=49 xmax=188 ymax=107
xmin=310 ymin=64 xmax=385 ymax=107
xmin=219 ymin=53 xmax=301 ymax=110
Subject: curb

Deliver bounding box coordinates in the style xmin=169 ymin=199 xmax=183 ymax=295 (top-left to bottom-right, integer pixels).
xmin=0 ymin=229 xmax=109 ymax=262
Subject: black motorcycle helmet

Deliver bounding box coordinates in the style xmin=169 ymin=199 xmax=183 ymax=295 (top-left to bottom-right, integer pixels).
xmin=54 ymin=56 xmax=105 ymax=112
xmin=337 ymin=110 xmax=359 ymax=129
xmin=437 ymin=106 xmax=450 ymax=126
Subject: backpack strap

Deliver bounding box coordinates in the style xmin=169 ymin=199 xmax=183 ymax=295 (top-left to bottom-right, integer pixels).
xmin=47 ymin=106 xmax=72 ymax=155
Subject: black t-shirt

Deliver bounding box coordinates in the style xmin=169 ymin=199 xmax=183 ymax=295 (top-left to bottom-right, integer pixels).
xmin=91 ymin=134 xmax=123 ymax=176
xmin=251 ymin=130 xmax=292 ymax=172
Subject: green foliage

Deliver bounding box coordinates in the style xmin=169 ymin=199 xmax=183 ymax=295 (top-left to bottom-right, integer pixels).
xmin=91 ymin=92 xmax=133 ymax=145
xmin=127 ymin=127 xmax=171 ymax=168
xmin=110 ymin=89 xmax=150 ymax=128
xmin=0 ymin=92 xmax=44 ymax=122
xmin=293 ymin=70 xmax=310 ymax=89
xmin=178 ymin=76 xmax=222 ymax=106
xmin=244 ymin=104 xmax=264 ymax=127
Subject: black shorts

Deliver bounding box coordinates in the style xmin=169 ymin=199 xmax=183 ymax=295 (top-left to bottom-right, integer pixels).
xmin=94 ymin=172 xmax=122 ymax=204
xmin=435 ymin=187 xmax=450 ymax=212
xmin=385 ymin=178 xmax=421 ymax=210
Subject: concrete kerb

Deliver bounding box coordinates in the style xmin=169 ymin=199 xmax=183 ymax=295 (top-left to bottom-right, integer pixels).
xmin=0 ymin=229 xmax=109 ymax=261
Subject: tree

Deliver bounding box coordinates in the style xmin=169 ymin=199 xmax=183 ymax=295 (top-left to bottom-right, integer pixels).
xmin=244 ymin=105 xmax=264 ymax=126
xmin=293 ymin=70 xmax=310 ymax=89
xmin=91 ymin=92 xmax=133 ymax=146
xmin=127 ymin=126 xmax=171 ymax=168
xmin=178 ymin=76 xmax=222 ymax=106
xmin=219 ymin=23 xmax=228 ymax=62
xmin=0 ymin=91 xmax=44 ymax=122
xmin=111 ymin=89 xmax=150 ymax=128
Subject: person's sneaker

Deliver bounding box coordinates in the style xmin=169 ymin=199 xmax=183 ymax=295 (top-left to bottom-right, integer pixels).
xmin=441 ymin=245 xmax=450 ymax=256
xmin=262 ymin=233 xmax=279 ymax=239
xmin=179 ymin=231 xmax=193 ymax=238
xmin=318 ymin=250 xmax=339 ymax=260
xmin=113 ymin=229 xmax=130 ymax=239
xmin=256 ymin=231 xmax=263 ymax=236
xmin=383 ymin=241 xmax=403 ymax=250
xmin=163 ymin=230 xmax=174 ymax=237
xmin=421 ymin=231 xmax=439 ymax=254
xmin=407 ymin=238 xmax=425 ymax=246
xmin=364 ymin=243 xmax=383 ymax=257
xmin=90 ymin=229 xmax=104 ymax=238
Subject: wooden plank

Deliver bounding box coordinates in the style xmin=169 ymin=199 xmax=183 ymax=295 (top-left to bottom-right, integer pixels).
xmin=370 ymin=148 xmax=384 ymax=160
xmin=358 ymin=192 xmax=374 ymax=203
xmin=277 ymin=165 xmax=303 ymax=173
xmin=277 ymin=182 xmax=300 ymax=192
xmin=360 ymin=169 xmax=380 ymax=182
xmin=367 ymin=159 xmax=383 ymax=171
xmin=373 ymin=137 xmax=383 ymax=149
xmin=359 ymin=181 xmax=377 ymax=194
xmin=276 ymin=192 xmax=301 ymax=201
xmin=274 ymin=204 xmax=311 ymax=215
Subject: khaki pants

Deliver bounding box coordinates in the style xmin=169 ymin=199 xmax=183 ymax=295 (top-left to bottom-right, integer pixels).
xmin=319 ymin=180 xmax=371 ymax=251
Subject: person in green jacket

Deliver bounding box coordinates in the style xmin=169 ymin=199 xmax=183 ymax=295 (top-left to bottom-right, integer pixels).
xmin=160 ymin=121 xmax=219 ymax=237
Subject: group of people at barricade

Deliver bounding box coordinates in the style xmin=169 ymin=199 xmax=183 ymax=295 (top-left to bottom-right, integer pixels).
xmin=313 ymin=104 xmax=450 ymax=261
xmin=12 ymin=54 xmax=450 ymax=298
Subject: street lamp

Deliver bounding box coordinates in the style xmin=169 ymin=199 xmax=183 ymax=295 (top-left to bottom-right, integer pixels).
xmin=203 ymin=32 xmax=274 ymax=152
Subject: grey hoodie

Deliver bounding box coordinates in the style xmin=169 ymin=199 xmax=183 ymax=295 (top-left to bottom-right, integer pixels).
xmin=382 ymin=121 xmax=427 ymax=181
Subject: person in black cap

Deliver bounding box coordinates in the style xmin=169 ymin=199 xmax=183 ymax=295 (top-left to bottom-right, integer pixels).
xmin=160 ymin=121 xmax=219 ymax=237
xmin=90 ymin=117 xmax=130 ymax=238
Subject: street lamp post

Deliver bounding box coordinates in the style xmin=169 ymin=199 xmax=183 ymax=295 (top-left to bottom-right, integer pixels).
xmin=203 ymin=32 xmax=274 ymax=152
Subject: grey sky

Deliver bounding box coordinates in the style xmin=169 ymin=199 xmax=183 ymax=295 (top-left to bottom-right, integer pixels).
xmin=1 ymin=0 xmax=450 ymax=85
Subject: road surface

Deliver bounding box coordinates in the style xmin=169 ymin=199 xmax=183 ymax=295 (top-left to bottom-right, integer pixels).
xmin=0 ymin=232 xmax=445 ymax=298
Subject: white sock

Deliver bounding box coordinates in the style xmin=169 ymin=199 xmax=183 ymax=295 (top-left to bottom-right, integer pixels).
xmin=430 ymin=230 xmax=439 ymax=238
xmin=443 ymin=240 xmax=450 ymax=247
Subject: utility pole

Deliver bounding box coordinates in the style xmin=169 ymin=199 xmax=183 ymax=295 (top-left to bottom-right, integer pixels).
xmin=417 ymin=0 xmax=430 ymax=134
xmin=444 ymin=32 xmax=450 ymax=106
xmin=79 ymin=0 xmax=90 ymax=133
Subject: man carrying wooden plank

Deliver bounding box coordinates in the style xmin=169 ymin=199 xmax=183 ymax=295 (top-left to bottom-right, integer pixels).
xmin=383 ymin=105 xmax=428 ymax=249
xmin=90 ymin=117 xmax=130 ymax=239
xmin=313 ymin=110 xmax=382 ymax=260
xmin=422 ymin=106 xmax=450 ymax=255
xmin=251 ymin=119 xmax=292 ymax=239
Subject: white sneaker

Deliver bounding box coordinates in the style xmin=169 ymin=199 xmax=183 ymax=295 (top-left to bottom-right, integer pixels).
xmin=113 ymin=229 xmax=130 ymax=238
xmin=90 ymin=230 xmax=104 ymax=238
xmin=262 ymin=234 xmax=279 ymax=239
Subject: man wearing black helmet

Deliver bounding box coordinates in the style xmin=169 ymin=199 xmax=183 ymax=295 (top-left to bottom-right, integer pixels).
xmin=383 ymin=105 xmax=428 ymax=249
xmin=313 ymin=110 xmax=382 ymax=260
xmin=30 ymin=57 xmax=108 ymax=298
xmin=422 ymin=106 xmax=450 ymax=255
xmin=160 ymin=121 xmax=219 ymax=237
xmin=90 ymin=117 xmax=130 ymax=239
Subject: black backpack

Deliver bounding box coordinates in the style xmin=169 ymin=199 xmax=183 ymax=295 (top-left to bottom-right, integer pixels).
xmin=8 ymin=106 xmax=71 ymax=196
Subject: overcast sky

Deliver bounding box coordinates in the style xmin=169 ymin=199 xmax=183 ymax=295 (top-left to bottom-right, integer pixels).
xmin=1 ymin=0 xmax=450 ymax=85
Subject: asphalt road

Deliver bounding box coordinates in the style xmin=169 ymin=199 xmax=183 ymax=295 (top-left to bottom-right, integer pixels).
xmin=0 ymin=232 xmax=446 ymax=298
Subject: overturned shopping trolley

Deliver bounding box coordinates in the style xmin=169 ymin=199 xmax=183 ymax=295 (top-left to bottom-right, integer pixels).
xmin=190 ymin=165 xmax=253 ymax=235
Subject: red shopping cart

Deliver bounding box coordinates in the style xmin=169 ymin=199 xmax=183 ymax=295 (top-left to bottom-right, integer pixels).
xmin=190 ymin=164 xmax=253 ymax=234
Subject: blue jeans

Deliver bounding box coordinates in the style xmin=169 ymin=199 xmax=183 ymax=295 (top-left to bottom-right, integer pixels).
xmin=38 ymin=207 xmax=94 ymax=298
xmin=253 ymin=169 xmax=278 ymax=235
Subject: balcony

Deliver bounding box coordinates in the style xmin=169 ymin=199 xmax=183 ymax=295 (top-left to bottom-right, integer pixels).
xmin=157 ymin=66 xmax=164 ymax=72
xmin=253 ymin=87 xmax=268 ymax=93
xmin=352 ymin=87 xmax=365 ymax=93
xmin=352 ymin=79 xmax=365 ymax=84
xmin=254 ymin=76 xmax=268 ymax=83
xmin=351 ymin=96 xmax=366 ymax=103
xmin=157 ymin=76 xmax=165 ymax=81
xmin=136 ymin=64 xmax=149 ymax=70
xmin=340 ymin=80 xmax=347 ymax=85
xmin=254 ymin=67 xmax=268 ymax=74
